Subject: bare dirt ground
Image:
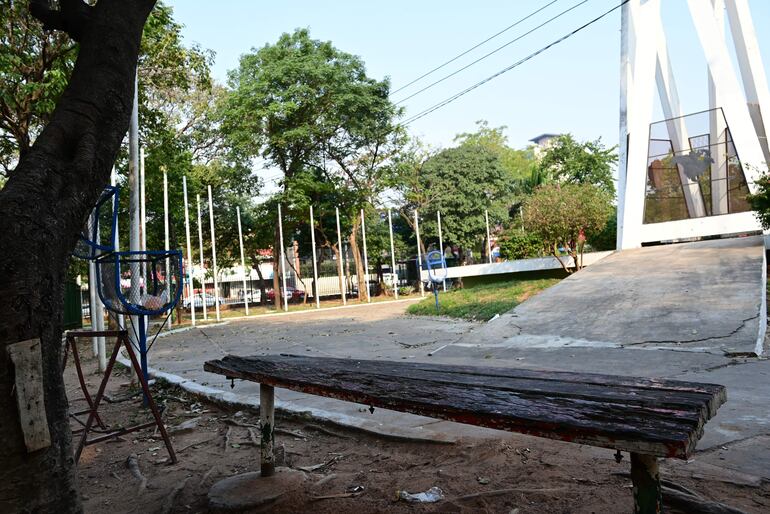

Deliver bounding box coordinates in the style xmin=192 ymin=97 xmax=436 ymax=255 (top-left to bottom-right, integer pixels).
xmin=65 ymin=342 xmax=770 ymax=514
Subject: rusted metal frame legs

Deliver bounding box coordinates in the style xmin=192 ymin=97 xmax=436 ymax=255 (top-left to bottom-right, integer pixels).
xmin=260 ymin=384 xmax=275 ymax=477
xmin=64 ymin=334 xmax=107 ymax=430
xmin=120 ymin=333 xmax=178 ymax=464
xmin=630 ymin=452 xmax=662 ymax=514
xmin=75 ymin=333 xmax=177 ymax=464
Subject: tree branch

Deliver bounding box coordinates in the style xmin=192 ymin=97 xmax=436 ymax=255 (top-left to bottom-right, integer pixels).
xmin=30 ymin=0 xmax=94 ymax=42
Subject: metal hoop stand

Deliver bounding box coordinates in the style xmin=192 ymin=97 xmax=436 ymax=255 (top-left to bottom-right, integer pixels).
xmin=62 ymin=329 xmax=177 ymax=464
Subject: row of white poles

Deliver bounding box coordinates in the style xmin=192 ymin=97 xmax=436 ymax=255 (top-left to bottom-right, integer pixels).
xmin=166 ymin=176 xmax=498 ymax=323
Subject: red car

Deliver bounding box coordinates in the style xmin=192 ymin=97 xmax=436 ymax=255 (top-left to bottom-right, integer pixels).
xmin=267 ymin=286 xmax=305 ymax=303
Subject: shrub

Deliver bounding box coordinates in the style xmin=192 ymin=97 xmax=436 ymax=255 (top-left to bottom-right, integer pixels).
xmin=522 ymin=183 xmax=613 ymax=273
xmin=499 ymin=232 xmax=544 ymax=260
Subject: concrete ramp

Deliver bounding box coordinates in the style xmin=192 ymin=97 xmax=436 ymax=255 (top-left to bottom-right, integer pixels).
xmin=467 ymin=236 xmax=766 ymax=356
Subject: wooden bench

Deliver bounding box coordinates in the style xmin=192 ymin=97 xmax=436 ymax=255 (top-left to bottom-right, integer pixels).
xmin=204 ymin=354 xmax=726 ymax=513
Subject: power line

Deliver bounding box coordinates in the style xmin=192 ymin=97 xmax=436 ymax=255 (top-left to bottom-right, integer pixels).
xmin=394 ymin=0 xmax=588 ymax=105
xmin=391 ymin=0 xmax=562 ymax=96
xmin=402 ymin=0 xmax=630 ymax=126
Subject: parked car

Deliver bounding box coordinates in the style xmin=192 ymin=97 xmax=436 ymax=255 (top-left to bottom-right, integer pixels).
xmin=183 ymin=292 xmax=222 ymax=309
xmin=238 ymin=289 xmax=262 ymax=304
xmin=267 ymin=286 xmax=305 ymax=303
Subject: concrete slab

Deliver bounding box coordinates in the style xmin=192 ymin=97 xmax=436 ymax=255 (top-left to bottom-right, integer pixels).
xmin=142 ymin=251 xmax=770 ymax=482
xmin=466 ymin=236 xmax=767 ymax=356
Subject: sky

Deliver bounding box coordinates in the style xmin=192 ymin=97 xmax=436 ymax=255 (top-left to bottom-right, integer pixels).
xmin=165 ymin=0 xmax=770 ymax=188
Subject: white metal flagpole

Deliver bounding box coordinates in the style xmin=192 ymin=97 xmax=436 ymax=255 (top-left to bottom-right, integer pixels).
xmin=111 ymin=167 xmax=125 ymax=331
xmin=277 ymin=204 xmax=289 ymax=312
xmin=310 ymin=206 xmax=320 ymax=309
xmin=197 ymin=193 xmax=208 ymax=321
xmin=415 ymin=209 xmax=425 ymax=297
xmin=163 ymin=168 xmax=171 ymax=326
xmin=437 ymin=210 xmax=446 ymax=292
xmin=93 ymin=211 xmax=105 ymax=369
xmin=207 ymin=185 xmax=221 ymax=321
xmin=87 ymin=236 xmax=98 ymax=356
xmin=236 ymin=206 xmax=250 ymax=316
xmin=139 ymin=145 xmax=147 ymax=353
xmin=182 ymin=176 xmax=196 ymax=326
xmin=360 ymin=208 xmax=371 ymax=303
xmin=128 ymin=69 xmax=140 ymax=373
xmin=140 ymin=147 xmax=147 ymax=275
xmin=485 ymin=209 xmax=492 ymax=264
xmin=388 ymin=208 xmax=398 ymax=300
xmin=335 ymin=207 xmax=347 ymax=306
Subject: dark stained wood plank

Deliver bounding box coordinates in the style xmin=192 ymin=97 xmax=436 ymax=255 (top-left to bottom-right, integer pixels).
xmin=274 ymin=356 xmax=725 ymax=418
xmin=204 ymin=355 xmax=726 ymax=459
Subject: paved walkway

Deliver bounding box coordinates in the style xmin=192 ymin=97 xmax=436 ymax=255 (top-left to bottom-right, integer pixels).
xmin=145 ymin=237 xmax=770 ymax=483
xmin=467 ymin=236 xmax=767 ymax=356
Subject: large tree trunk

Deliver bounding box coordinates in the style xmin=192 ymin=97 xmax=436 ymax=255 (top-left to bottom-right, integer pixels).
xmin=0 ymin=1 xmax=155 ymax=512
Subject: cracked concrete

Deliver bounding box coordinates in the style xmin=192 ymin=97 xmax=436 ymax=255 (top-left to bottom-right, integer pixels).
xmin=465 ymin=236 xmax=767 ymax=356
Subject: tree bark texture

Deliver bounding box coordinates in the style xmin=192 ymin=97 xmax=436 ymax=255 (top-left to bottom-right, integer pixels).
xmin=0 ymin=1 xmax=156 ymax=512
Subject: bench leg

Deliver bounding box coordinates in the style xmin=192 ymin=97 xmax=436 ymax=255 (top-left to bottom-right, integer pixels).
xmin=630 ymin=452 xmax=662 ymax=514
xmin=260 ymin=384 xmax=275 ymax=477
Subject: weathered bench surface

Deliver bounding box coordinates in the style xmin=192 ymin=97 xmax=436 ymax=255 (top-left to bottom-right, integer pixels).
xmin=204 ymin=354 xmax=726 ymax=459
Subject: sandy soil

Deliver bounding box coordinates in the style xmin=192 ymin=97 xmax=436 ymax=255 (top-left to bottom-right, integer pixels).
xmin=65 ymin=342 xmax=770 ymax=514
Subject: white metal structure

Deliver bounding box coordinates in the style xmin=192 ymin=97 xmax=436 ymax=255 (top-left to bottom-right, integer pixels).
xmin=617 ymin=0 xmax=770 ymax=248
xmin=388 ymin=209 xmax=399 ymax=300
xmin=163 ymin=168 xmax=171 ymax=326
xmin=207 ymin=185 xmax=221 ymax=320
xmin=236 ymin=206 xmax=250 ymax=315
xmin=310 ymin=206 xmax=320 ymax=309
xmin=277 ymin=204 xmax=289 ymax=312
xmin=335 ymin=207 xmax=347 ymax=306
xmin=196 ymin=194 xmax=208 ymax=321
xmin=414 ymin=210 xmax=425 ymax=297
xmin=182 ymin=176 xmax=195 ymax=326
xmin=360 ymin=209 xmax=371 ymax=303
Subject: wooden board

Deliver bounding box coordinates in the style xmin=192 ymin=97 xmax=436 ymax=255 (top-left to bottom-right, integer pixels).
xmin=204 ymin=354 xmax=726 ymax=459
xmin=8 ymin=338 xmax=51 ymax=452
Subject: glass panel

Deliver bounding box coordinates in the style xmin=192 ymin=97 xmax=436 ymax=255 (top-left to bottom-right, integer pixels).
xmin=643 ymin=108 xmax=751 ymax=224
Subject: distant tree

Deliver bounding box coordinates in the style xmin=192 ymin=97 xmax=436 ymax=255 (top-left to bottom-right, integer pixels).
xmin=223 ymin=28 xmax=401 ymax=303
xmin=535 ymin=134 xmax=617 ymax=196
xmin=522 ymin=184 xmax=612 ymax=273
xmin=454 ymin=120 xmax=534 ymax=182
xmin=0 ymin=1 xmax=210 ymax=179
xmin=401 ymin=144 xmax=513 ymax=262
xmin=0 ymin=1 xmax=76 ymax=175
